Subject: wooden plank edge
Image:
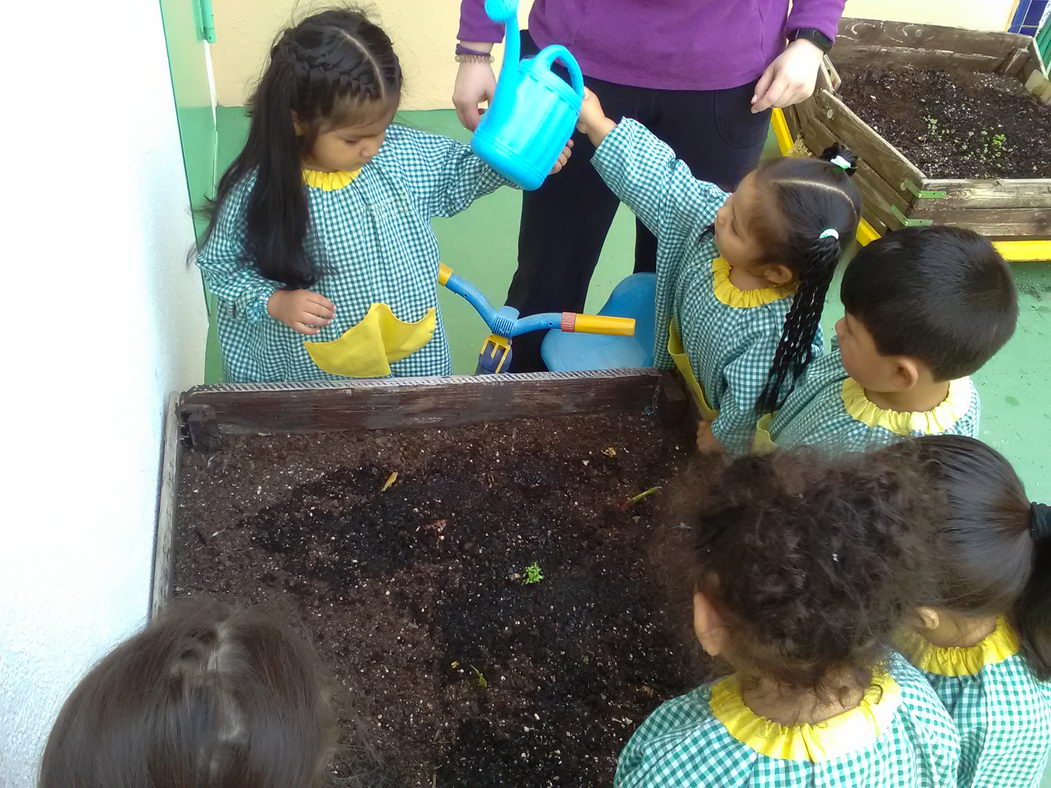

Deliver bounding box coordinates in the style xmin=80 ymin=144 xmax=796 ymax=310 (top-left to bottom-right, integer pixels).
xmin=920 ymin=179 xmax=1051 ymax=209
xmin=180 ymin=368 xmax=668 ymax=436
xmin=813 ymin=88 xmax=926 ymax=184
xmin=835 ymin=18 xmax=1029 ymax=59
xmin=150 ymin=392 xmax=181 ymax=618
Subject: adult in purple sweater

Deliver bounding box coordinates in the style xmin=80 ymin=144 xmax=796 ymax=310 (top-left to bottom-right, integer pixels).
xmin=454 ymin=0 xmax=845 ymax=371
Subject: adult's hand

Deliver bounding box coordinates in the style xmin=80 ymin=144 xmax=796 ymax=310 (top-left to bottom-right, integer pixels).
xmin=751 ymin=38 xmax=825 ymax=113
xmin=453 ymin=59 xmax=497 ymax=131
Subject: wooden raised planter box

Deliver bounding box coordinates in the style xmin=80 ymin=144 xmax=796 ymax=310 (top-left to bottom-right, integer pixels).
xmin=151 ymin=369 xmax=694 ymax=781
xmin=782 ymin=17 xmax=1051 ymax=244
xmin=151 ymin=369 xmax=687 ymax=614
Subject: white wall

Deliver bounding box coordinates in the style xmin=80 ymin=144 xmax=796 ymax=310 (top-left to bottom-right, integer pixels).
xmin=0 ymin=1 xmax=208 ymax=784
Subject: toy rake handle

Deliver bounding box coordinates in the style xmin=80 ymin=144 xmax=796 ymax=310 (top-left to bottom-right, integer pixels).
xmin=561 ymin=313 xmax=636 ymax=337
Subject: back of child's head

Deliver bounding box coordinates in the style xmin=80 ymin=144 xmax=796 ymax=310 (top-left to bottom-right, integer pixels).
xmin=841 ymin=225 xmax=1018 ymax=380
xmin=660 ymin=448 xmax=934 ymax=692
xmin=903 ymin=435 xmax=1051 ymax=679
xmin=40 ymin=597 xmax=337 ymax=787
xmin=205 ymin=7 xmax=402 ymax=290
xmin=751 ymin=147 xmax=863 ymax=413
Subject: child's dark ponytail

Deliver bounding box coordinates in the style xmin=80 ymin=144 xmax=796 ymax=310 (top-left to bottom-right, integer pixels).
xmin=202 ymin=9 xmax=403 ymax=289
xmin=753 ymin=145 xmax=862 ymax=413
xmin=904 ymin=436 xmax=1051 ymax=680
xmin=1018 ymin=504 xmax=1051 ymax=679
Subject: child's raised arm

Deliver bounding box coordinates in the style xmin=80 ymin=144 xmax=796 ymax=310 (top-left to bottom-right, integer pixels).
xmin=577 ymin=89 xmax=727 ymax=243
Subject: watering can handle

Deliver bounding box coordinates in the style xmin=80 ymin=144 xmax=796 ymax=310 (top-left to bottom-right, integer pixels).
xmin=532 ymin=45 xmax=585 ymax=99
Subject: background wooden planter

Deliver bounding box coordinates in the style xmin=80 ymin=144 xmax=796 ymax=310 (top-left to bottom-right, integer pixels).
xmin=151 ymin=369 xmax=687 ymax=616
xmin=781 ymin=18 xmax=1051 ymax=251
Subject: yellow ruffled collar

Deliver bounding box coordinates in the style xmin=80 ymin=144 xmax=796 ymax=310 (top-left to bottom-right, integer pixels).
xmin=302 ymin=168 xmax=361 ymax=191
xmin=897 ymin=618 xmax=1020 ymax=677
xmin=840 ymin=376 xmax=974 ymax=436
xmin=709 ymin=671 xmax=901 ymax=762
xmin=711 ymin=257 xmax=796 ymax=308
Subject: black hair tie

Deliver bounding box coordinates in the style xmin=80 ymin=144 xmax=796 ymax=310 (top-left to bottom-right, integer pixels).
xmin=1030 ymin=502 xmax=1051 ymax=542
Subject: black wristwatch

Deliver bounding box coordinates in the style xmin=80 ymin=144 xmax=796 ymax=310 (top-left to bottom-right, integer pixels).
xmin=789 ymin=27 xmax=834 ymax=54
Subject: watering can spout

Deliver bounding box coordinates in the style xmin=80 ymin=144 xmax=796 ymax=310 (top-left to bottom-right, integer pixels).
xmin=470 ymin=0 xmax=583 ymax=191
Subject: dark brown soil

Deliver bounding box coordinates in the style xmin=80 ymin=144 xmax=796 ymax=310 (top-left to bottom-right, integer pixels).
xmin=837 ymin=66 xmax=1050 ymax=179
xmin=173 ymin=414 xmax=698 ymax=786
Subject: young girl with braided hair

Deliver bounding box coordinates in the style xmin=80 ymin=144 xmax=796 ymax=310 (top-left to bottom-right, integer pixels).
xmin=887 ymin=436 xmax=1051 ymax=787
xmin=198 ymin=8 xmax=569 ymax=382
xmin=575 ymin=89 xmax=860 ymax=456
xmin=616 ymin=449 xmax=960 ymax=786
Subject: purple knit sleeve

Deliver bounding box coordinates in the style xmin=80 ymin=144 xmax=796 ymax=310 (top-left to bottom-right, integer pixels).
xmin=786 ymin=0 xmax=846 ymax=42
xmin=457 ymin=0 xmax=505 ymax=43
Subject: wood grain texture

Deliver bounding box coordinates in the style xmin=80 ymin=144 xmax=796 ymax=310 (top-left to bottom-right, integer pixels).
xmin=834 ymin=18 xmax=1027 ymax=59
xmin=920 ymin=179 xmax=1051 ymax=209
xmin=151 ymin=394 xmax=182 ymax=614
xmin=178 ymin=370 xmax=669 ymax=436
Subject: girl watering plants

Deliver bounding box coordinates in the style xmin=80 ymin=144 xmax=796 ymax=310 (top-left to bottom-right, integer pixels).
xmin=197 ymin=8 xmax=570 ymax=383
xmin=454 ymin=0 xmax=846 ymax=372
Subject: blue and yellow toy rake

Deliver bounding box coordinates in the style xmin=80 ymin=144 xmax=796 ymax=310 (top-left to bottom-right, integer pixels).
xmin=438 ymin=263 xmax=635 ymax=374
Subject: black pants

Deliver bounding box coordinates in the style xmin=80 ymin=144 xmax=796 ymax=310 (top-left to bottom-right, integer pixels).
xmin=506 ymin=32 xmax=771 ymax=372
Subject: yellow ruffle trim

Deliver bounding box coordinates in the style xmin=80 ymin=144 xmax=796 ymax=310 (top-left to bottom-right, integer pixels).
xmin=712 ymin=257 xmax=796 ymax=309
xmin=302 ymin=168 xmax=361 ymax=191
xmin=897 ymin=618 xmax=1019 ymax=677
xmin=710 ymin=672 xmax=901 ymax=762
xmin=304 ymin=302 xmax=435 ymax=378
xmin=840 ymin=376 xmax=974 ymax=436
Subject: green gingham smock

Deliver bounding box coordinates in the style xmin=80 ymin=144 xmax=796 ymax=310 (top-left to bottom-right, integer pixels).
xmin=898 ymin=619 xmax=1051 ymax=787
xmin=197 ymin=124 xmax=507 ymax=383
xmin=764 ymin=351 xmax=980 ymax=452
xmin=592 ymin=119 xmax=821 ymax=457
xmin=615 ymin=653 xmax=961 ymax=787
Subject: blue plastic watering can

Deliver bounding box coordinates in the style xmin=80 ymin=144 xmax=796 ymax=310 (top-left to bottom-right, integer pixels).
xmin=470 ymin=0 xmax=584 ymax=191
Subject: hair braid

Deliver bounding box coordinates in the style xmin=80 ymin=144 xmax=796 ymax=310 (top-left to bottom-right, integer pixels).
xmin=756 ymin=236 xmax=841 ymax=413
xmin=751 ymin=144 xmax=862 ymax=414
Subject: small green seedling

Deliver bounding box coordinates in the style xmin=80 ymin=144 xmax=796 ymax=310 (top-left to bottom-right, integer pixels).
xmin=523 ymin=561 xmax=544 ymax=585
xmin=469 ymin=664 xmax=488 ymax=688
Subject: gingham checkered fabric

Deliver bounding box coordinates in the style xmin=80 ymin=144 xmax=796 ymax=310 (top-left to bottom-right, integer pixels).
xmin=197 ymin=124 xmax=507 ymax=382
xmin=615 ymin=654 xmax=961 ymax=787
xmin=913 ymin=652 xmax=1051 ymax=787
xmin=767 ymin=352 xmax=980 ymax=452
xmin=593 ymin=119 xmax=821 ymax=457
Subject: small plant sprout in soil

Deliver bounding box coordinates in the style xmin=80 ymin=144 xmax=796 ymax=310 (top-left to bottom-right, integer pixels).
xmin=523 ymin=561 xmax=544 ymax=585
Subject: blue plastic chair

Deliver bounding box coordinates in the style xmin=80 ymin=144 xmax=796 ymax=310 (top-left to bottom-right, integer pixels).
xmin=541 ymin=273 xmax=656 ymax=371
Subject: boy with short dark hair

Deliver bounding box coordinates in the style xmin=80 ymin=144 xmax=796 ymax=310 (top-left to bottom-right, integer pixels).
xmin=759 ymin=226 xmax=1018 ymax=452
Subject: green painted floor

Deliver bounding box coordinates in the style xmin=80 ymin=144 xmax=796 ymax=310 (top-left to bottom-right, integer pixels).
xmin=211 ymin=106 xmax=1051 ymax=501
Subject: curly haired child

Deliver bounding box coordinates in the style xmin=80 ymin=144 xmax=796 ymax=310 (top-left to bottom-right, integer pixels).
xmin=616 ymin=449 xmax=959 ymax=786
xmin=890 ymin=436 xmax=1051 ymax=787
xmin=575 ymin=89 xmax=861 ymax=456
xmin=760 ymin=226 xmax=1017 ymax=452
xmin=40 ymin=597 xmax=361 ymax=787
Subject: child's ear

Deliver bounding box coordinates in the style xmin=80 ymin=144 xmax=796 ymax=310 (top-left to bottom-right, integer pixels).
xmin=890 ymin=357 xmax=921 ymax=391
xmin=761 ymin=263 xmax=794 ymax=287
xmin=911 ymin=606 xmax=941 ymax=632
xmin=693 ymin=591 xmax=728 ymax=657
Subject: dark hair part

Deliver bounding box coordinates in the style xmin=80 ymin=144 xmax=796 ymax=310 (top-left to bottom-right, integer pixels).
xmin=840 ymin=225 xmax=1018 ymax=380
xmin=202 ymin=8 xmax=402 ymax=289
xmin=40 ymin=597 xmax=338 ymax=788
xmin=752 ymin=145 xmax=862 ymax=413
xmin=905 ymin=435 xmax=1051 ymax=680
xmin=657 ymin=448 xmax=935 ymax=693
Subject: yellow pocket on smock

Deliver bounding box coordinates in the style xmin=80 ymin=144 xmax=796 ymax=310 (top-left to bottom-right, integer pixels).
xmin=304 ymin=302 xmax=436 ymax=378
xmin=668 ymin=321 xmax=718 ymax=421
